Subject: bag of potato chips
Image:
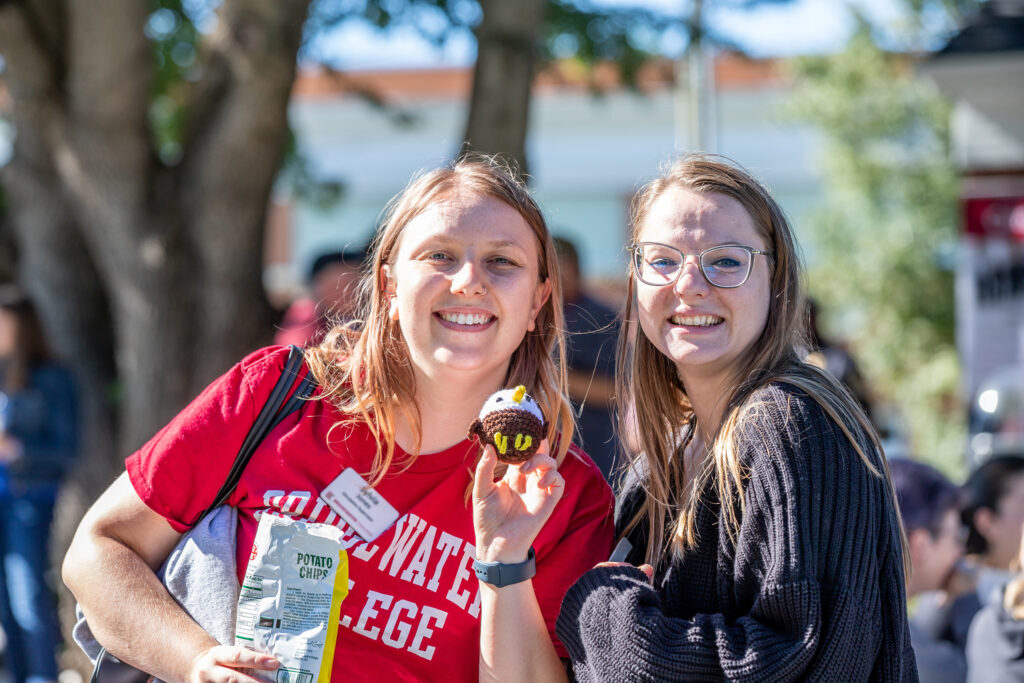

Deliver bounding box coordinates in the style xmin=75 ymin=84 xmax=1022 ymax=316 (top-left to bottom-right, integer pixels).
xmin=235 ymin=513 xmax=349 ymax=682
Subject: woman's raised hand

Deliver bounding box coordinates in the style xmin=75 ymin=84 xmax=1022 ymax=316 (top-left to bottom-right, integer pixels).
xmin=472 ymin=440 xmax=563 ymax=564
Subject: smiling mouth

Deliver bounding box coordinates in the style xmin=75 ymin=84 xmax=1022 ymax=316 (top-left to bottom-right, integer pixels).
xmin=670 ymin=314 xmax=724 ymax=327
xmin=436 ymin=312 xmax=495 ymax=326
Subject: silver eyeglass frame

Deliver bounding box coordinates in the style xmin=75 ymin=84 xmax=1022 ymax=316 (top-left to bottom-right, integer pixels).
xmin=627 ymin=241 xmax=773 ymax=289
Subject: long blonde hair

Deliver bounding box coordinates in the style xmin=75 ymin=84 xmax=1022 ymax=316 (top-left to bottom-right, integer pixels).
xmin=618 ymin=154 xmax=910 ymax=578
xmin=305 ymin=156 xmax=574 ymax=485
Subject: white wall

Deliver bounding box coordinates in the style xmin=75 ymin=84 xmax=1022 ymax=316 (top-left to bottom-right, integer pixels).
xmin=286 ymin=72 xmax=826 ymax=289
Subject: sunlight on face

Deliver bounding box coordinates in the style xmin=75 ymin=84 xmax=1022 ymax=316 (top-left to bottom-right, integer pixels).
xmin=384 ymin=191 xmax=550 ymax=385
xmin=635 ymin=186 xmax=771 ymax=390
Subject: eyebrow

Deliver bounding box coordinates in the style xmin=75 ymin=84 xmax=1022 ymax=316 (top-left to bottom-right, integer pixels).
xmin=711 ymin=240 xmax=756 ymax=249
xmin=642 ymin=239 xmax=754 ymax=251
xmin=422 ymin=235 xmax=529 ymax=251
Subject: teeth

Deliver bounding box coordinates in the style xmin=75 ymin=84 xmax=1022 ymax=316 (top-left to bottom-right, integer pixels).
xmin=440 ymin=312 xmax=491 ymax=325
xmin=671 ymin=315 xmax=723 ymax=327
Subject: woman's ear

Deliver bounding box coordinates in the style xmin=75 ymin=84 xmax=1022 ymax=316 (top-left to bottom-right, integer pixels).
xmin=907 ymin=527 xmax=931 ymax=565
xmin=974 ymin=507 xmax=996 ymax=540
xmin=381 ymin=264 xmax=400 ymax=322
xmin=380 ymin=264 xmax=394 ymax=294
xmin=527 ymin=278 xmax=552 ymax=332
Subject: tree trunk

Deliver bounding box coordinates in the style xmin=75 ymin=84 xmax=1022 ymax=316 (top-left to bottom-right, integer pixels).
xmin=0 ymin=0 xmax=310 ymax=448
xmin=0 ymin=1 xmax=311 ymax=671
xmin=461 ymin=0 xmax=546 ymax=179
xmin=1 ymin=111 xmax=122 ymax=675
xmin=181 ymin=0 xmax=310 ymax=387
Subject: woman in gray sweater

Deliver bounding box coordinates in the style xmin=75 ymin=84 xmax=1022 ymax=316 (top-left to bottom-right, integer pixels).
xmin=549 ymin=154 xmax=917 ymax=680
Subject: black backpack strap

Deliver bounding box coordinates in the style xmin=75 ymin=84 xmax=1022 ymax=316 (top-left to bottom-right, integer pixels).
xmin=272 ymin=364 xmax=318 ymax=432
xmin=192 ymin=345 xmax=315 ymax=524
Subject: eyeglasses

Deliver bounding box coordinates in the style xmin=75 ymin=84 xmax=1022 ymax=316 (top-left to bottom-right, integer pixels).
xmin=628 ymin=242 xmax=773 ymax=289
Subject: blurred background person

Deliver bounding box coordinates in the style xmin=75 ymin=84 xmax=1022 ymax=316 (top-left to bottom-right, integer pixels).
xmin=0 ymin=286 xmax=78 ymax=683
xmin=963 ymin=455 xmax=1024 ymax=603
xmin=915 ymin=454 xmax=1024 ymax=653
xmin=553 ymin=236 xmax=621 ymax=482
xmin=805 ymin=298 xmax=872 ymax=415
xmin=274 ymin=245 xmax=368 ymax=348
xmin=966 ymin=506 xmax=1024 ymax=683
xmin=805 ymin=297 xmax=911 ymax=460
xmin=891 ymin=458 xmax=968 ymax=683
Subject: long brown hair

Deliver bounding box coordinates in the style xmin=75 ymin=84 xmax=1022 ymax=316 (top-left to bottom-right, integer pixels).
xmin=305 ymin=156 xmax=573 ymax=485
xmin=618 ymin=154 xmax=910 ymax=578
xmin=0 ymin=286 xmax=54 ymax=392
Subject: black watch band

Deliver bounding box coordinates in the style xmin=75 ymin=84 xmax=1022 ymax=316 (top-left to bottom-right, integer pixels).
xmin=473 ymin=547 xmax=536 ymax=587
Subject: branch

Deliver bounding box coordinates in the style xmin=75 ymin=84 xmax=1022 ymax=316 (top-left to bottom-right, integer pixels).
xmin=314 ymin=65 xmax=420 ymax=127
xmin=179 ymin=40 xmax=232 ymax=161
xmin=65 ymin=0 xmax=150 ymax=130
xmin=181 ymin=0 xmax=311 ymax=228
xmin=58 ymin=0 xmax=152 ymax=253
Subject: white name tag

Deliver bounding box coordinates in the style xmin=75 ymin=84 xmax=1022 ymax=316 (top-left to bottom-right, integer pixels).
xmin=320 ymin=467 xmax=400 ymax=543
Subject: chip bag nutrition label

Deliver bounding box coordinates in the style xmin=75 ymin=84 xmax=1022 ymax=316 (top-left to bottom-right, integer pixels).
xmin=235 ymin=513 xmax=349 ymax=682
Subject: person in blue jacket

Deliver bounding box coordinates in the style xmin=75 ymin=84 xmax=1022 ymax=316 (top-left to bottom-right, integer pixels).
xmin=0 ymin=287 xmax=78 ymax=683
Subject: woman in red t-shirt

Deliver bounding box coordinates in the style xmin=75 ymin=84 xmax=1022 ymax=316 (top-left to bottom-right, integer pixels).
xmin=63 ymin=157 xmax=613 ymax=682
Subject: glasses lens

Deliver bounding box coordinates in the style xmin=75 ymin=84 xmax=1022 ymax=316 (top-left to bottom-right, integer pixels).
xmin=634 ymin=244 xmax=683 ymax=286
xmin=700 ymin=246 xmax=752 ymax=287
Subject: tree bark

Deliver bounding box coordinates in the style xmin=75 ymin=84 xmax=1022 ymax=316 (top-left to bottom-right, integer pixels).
xmin=0 ymin=0 xmax=120 ymax=495
xmin=181 ymin=0 xmax=310 ymax=387
xmin=461 ymin=0 xmax=546 ymax=179
xmin=0 ymin=1 xmax=312 ymax=670
xmin=1 ymin=0 xmax=310 ymax=449
xmin=0 ymin=6 xmax=121 ymax=669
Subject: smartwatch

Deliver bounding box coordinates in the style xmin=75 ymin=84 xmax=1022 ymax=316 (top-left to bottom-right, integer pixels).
xmin=473 ymin=547 xmax=536 ymax=587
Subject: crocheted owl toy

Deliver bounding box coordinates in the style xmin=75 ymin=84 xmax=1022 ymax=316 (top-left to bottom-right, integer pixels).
xmin=469 ymin=385 xmax=547 ymax=465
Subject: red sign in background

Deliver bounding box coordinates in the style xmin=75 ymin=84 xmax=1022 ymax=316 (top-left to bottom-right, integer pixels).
xmin=964 ymin=196 xmax=1024 ymax=240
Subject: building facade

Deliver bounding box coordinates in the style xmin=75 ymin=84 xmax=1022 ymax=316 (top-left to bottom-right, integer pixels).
xmin=273 ymin=54 xmax=825 ymax=303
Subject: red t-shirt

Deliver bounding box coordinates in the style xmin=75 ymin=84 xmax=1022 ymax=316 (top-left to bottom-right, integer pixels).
xmin=127 ymin=346 xmax=614 ymax=682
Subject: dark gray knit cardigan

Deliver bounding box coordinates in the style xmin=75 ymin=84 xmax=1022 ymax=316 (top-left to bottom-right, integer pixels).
xmin=556 ymin=383 xmax=917 ymax=681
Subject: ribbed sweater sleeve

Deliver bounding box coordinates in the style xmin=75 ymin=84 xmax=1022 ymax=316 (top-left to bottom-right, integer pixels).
xmin=556 ymin=384 xmax=914 ymax=681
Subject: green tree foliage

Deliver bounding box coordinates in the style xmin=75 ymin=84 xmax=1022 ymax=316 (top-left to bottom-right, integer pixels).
xmin=141 ymin=0 xmax=681 ymax=188
xmin=146 ymin=0 xmax=202 ymax=164
xmin=144 ymin=0 xmax=345 ymax=203
xmin=786 ymin=18 xmax=964 ymax=474
xmin=540 ymin=1 xmax=674 ymax=87
xmin=306 ymin=0 xmax=674 ymax=82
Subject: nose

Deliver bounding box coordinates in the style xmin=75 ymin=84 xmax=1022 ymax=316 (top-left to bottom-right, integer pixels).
xmin=450 ymin=259 xmax=486 ymax=296
xmin=672 ymin=256 xmax=709 ymax=298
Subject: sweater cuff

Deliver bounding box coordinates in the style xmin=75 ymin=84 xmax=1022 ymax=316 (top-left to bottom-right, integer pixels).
xmin=556 ymin=564 xmax=654 ymax=658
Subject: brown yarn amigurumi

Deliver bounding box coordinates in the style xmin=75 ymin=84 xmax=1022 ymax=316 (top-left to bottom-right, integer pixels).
xmin=468 ymin=385 xmax=547 ymax=465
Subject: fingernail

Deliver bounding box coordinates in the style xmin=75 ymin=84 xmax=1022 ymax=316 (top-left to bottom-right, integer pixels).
xmin=264 ymin=658 xmax=280 ymax=668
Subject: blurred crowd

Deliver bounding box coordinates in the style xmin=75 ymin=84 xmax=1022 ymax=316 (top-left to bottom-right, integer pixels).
xmin=892 ymin=455 xmax=1024 ymax=683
